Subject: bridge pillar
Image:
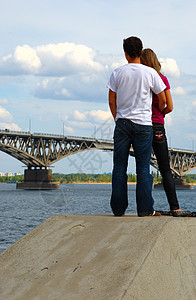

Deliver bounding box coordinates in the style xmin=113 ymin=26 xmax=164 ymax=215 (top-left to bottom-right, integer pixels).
xmin=154 ymin=177 xmax=193 ymax=190
xmin=16 ymin=168 xmax=60 ymax=190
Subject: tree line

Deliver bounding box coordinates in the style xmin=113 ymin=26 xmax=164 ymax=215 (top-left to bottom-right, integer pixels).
xmin=52 ymin=173 xmax=137 ymax=183
xmin=52 ymin=173 xmax=196 ymax=184
xmin=0 ymin=173 xmax=196 ymax=184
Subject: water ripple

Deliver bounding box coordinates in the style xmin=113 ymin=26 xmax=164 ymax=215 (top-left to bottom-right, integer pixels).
xmin=0 ymin=183 xmax=195 ymax=253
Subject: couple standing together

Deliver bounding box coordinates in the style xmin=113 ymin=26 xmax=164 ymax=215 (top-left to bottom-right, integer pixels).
xmin=108 ymin=36 xmax=189 ymax=217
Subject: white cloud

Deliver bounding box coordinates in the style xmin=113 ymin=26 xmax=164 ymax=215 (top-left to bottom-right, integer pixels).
xmin=160 ymin=58 xmax=180 ymax=77
xmin=14 ymin=45 xmax=41 ymax=73
xmin=55 ymin=87 xmax=71 ymax=98
xmin=40 ymin=79 xmax=49 ymax=89
xmin=74 ymin=110 xmax=86 ymax=121
xmin=64 ymin=109 xmax=113 ymax=136
xmin=63 ymin=125 xmax=74 ymax=134
xmin=88 ymin=110 xmax=112 ymax=122
xmin=67 ymin=120 xmax=93 ymax=129
xmin=172 ymin=86 xmax=186 ymax=96
xmin=72 ymin=109 xmax=112 ymax=124
xmin=0 ymin=42 xmax=108 ymax=76
xmin=34 ymin=74 xmax=108 ymax=102
xmin=0 ymin=106 xmax=13 ymax=122
xmin=0 ymin=122 xmax=21 ymax=131
xmin=36 ymin=42 xmax=104 ymax=73
xmin=2 ymin=54 xmax=12 ymax=62
xmin=0 ymin=106 xmax=21 ymax=131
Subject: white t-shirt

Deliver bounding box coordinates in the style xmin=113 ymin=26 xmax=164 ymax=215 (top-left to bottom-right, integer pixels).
xmin=107 ymin=63 xmax=166 ymax=125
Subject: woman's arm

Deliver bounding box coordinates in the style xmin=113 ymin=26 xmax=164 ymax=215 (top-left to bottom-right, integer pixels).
xmin=161 ymin=89 xmax=173 ymax=115
xmin=157 ymin=90 xmax=166 ymax=113
xmin=109 ymin=89 xmax=117 ymax=120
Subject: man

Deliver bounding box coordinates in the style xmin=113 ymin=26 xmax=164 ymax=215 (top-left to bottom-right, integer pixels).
xmin=107 ymin=36 xmax=166 ymax=217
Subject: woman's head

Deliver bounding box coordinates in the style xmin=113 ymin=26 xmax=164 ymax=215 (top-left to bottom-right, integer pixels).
xmin=141 ymin=48 xmax=162 ymax=74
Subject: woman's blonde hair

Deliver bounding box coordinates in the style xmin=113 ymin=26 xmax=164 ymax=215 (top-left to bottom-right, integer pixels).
xmin=141 ymin=48 xmax=162 ymax=74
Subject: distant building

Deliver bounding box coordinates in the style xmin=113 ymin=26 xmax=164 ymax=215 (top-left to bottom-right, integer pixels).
xmin=0 ymin=171 xmax=21 ymax=177
xmin=6 ymin=172 xmax=13 ymax=177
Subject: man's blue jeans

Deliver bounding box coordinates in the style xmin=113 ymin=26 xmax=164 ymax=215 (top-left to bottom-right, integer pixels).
xmin=111 ymin=118 xmax=154 ymax=216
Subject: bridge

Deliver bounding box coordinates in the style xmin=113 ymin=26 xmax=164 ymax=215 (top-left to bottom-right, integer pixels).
xmin=0 ymin=129 xmax=195 ymax=188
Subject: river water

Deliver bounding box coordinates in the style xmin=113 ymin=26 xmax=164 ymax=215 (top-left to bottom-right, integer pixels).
xmin=0 ymin=183 xmax=195 ymax=253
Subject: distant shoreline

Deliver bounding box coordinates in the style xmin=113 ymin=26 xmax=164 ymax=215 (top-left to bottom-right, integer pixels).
xmin=62 ymin=181 xmax=196 ymax=186
xmin=1 ymin=181 xmax=196 ymax=185
xmin=62 ymin=181 xmax=136 ymax=185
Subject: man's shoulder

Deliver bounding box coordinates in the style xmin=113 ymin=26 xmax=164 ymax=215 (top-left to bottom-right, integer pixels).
xmin=139 ymin=64 xmax=157 ymax=74
xmin=113 ymin=63 xmax=146 ymax=74
xmin=113 ymin=64 xmax=127 ymax=72
xmin=130 ymin=64 xmax=158 ymax=77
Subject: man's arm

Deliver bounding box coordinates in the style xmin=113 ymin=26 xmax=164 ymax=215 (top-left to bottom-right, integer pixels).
xmin=109 ymin=89 xmax=117 ymax=120
xmin=156 ymin=90 xmax=166 ymax=113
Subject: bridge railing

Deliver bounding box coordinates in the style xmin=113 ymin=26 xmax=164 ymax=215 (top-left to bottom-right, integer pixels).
xmin=0 ymin=129 xmax=113 ymax=142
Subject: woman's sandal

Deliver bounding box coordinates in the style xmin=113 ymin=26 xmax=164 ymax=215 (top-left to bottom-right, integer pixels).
xmin=156 ymin=210 xmax=192 ymax=217
xmin=171 ymin=210 xmax=192 ymax=217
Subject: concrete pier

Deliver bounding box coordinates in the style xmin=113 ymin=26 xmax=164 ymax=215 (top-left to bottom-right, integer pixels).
xmin=0 ymin=215 xmax=196 ymax=300
xmin=16 ymin=168 xmax=60 ymax=190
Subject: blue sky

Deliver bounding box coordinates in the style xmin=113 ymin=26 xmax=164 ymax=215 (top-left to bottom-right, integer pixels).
xmin=0 ymin=0 xmax=196 ymax=174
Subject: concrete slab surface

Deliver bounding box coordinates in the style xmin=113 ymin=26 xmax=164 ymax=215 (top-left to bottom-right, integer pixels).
xmin=0 ymin=214 xmax=196 ymax=300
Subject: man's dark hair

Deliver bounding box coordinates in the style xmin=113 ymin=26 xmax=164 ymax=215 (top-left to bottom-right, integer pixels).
xmin=123 ymin=36 xmax=143 ymax=58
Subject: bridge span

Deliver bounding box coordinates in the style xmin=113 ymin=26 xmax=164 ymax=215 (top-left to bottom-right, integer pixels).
xmin=0 ymin=129 xmax=195 ymax=188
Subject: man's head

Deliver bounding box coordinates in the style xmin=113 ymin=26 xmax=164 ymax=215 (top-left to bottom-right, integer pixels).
xmin=123 ymin=36 xmax=143 ymax=58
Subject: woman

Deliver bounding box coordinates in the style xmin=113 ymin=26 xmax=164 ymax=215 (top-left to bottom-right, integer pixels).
xmin=141 ymin=48 xmax=190 ymax=217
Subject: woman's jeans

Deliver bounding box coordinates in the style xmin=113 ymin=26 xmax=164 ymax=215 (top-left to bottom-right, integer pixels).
xmin=152 ymin=123 xmax=179 ymax=210
xmin=111 ymin=118 xmax=154 ymax=216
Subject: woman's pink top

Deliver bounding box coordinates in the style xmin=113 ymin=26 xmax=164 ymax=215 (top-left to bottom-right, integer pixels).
xmin=152 ymin=74 xmax=170 ymax=124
